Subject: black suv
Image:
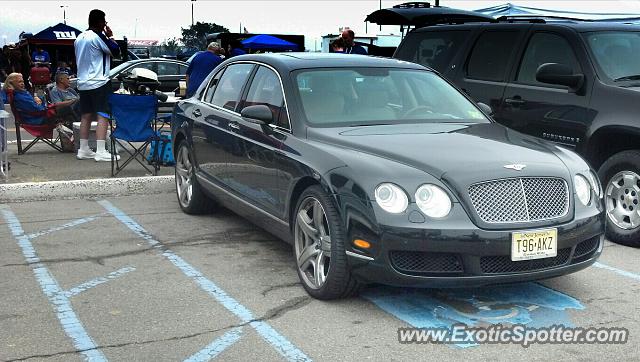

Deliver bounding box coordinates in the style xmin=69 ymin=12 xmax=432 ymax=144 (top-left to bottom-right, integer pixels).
xmin=394 ymin=19 xmax=640 ymax=246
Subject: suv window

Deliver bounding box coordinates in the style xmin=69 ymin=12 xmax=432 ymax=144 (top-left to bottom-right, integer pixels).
xmin=467 ymin=31 xmax=520 ymax=81
xmin=210 ymin=63 xmax=253 ymax=111
xmin=395 ymin=30 xmax=470 ymax=73
xmin=242 ymin=66 xmax=289 ymax=129
xmin=517 ymin=32 xmax=581 ymax=85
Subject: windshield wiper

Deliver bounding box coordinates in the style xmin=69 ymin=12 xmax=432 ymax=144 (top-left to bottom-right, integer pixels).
xmin=613 ymin=75 xmax=640 ymax=82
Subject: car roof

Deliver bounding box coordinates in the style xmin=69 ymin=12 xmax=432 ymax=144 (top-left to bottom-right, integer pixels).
xmin=124 ymin=58 xmax=188 ymax=65
xmin=410 ymin=20 xmax=640 ymax=33
xmin=221 ymin=53 xmax=427 ymax=72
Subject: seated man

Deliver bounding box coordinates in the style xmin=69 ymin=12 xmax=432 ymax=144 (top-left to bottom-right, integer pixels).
xmin=3 ymin=72 xmax=72 ymax=125
xmin=49 ymin=72 xmax=80 ymax=122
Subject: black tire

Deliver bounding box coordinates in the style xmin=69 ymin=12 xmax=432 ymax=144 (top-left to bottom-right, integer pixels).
xmin=174 ymin=141 xmax=216 ymax=214
xmin=598 ymin=150 xmax=640 ymax=247
xmin=293 ymin=185 xmax=362 ymax=300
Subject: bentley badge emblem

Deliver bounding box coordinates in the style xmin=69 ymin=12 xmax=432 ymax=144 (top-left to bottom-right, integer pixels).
xmin=504 ymin=164 xmax=527 ymax=171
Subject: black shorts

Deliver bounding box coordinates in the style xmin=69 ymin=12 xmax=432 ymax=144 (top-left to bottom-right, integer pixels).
xmin=79 ymin=82 xmax=112 ymax=115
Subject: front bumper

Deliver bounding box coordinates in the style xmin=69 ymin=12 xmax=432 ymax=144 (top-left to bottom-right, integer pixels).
xmin=345 ymin=212 xmax=605 ymax=288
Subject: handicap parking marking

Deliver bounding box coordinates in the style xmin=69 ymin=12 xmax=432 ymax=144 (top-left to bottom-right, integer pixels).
xmin=26 ymin=213 xmax=105 ymax=240
xmin=593 ymin=262 xmax=640 ymax=282
xmin=361 ymin=282 xmax=584 ymax=348
xmin=1 ymin=205 xmax=108 ymax=361
xmin=63 ymin=266 xmax=136 ymax=298
xmin=98 ymin=200 xmax=312 ymax=362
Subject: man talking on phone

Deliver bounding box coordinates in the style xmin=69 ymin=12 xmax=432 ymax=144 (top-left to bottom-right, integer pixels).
xmin=74 ymin=9 xmax=121 ymax=161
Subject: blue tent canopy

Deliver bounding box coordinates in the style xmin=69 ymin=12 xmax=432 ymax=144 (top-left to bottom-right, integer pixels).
xmin=475 ymin=3 xmax=640 ymax=22
xmin=33 ymin=23 xmax=82 ymax=41
xmin=241 ymin=34 xmax=298 ymax=51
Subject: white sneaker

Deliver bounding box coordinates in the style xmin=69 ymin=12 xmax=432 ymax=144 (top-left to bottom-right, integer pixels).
xmin=94 ymin=151 xmax=120 ymax=162
xmin=77 ymin=148 xmax=96 ymax=160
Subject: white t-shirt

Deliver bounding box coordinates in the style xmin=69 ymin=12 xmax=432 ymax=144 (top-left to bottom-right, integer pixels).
xmin=74 ymin=30 xmax=112 ymax=91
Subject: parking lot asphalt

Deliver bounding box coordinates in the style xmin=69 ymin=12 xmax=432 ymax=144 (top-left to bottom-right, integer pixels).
xmin=1 ymin=191 xmax=639 ymax=361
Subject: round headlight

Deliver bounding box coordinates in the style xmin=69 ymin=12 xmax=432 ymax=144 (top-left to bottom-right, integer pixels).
xmin=415 ymin=184 xmax=452 ymax=218
xmin=587 ymin=170 xmax=602 ymax=199
xmin=574 ymin=174 xmax=591 ymax=206
xmin=375 ymin=183 xmax=408 ymax=214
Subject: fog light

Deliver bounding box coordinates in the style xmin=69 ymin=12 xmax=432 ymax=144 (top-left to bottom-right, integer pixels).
xmin=353 ymin=239 xmax=371 ymax=249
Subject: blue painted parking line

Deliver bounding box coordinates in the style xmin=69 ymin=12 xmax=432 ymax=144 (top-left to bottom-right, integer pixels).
xmin=1 ymin=205 xmax=108 ymax=361
xmin=594 ymin=262 xmax=640 ymax=281
xmin=26 ymin=214 xmax=104 ymax=240
xmin=184 ymin=327 xmax=243 ymax=362
xmin=362 ymin=282 xmax=584 ymax=348
xmin=64 ymin=266 xmax=136 ymax=298
xmin=98 ymin=200 xmax=312 ymax=362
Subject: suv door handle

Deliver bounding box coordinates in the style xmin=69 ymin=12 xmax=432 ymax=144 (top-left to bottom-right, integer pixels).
xmin=228 ymin=122 xmax=240 ymax=130
xmin=192 ymin=109 xmax=202 ymax=117
xmin=504 ymin=97 xmax=525 ymax=105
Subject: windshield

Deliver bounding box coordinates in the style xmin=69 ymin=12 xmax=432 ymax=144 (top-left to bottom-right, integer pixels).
xmin=584 ymin=31 xmax=640 ymax=81
xmin=108 ymin=62 xmax=132 ymax=77
xmin=294 ymin=68 xmax=488 ymax=127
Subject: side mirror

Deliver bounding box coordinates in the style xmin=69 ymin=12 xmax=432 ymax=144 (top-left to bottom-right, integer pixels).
xmin=477 ymin=102 xmax=493 ymax=116
xmin=536 ymin=63 xmax=584 ymax=91
xmin=240 ymin=105 xmax=273 ymax=125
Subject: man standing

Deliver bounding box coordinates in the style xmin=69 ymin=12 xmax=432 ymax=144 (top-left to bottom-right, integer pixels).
xmin=341 ymin=29 xmax=368 ymax=55
xmin=74 ymin=9 xmax=120 ymax=161
xmin=185 ymin=42 xmax=223 ymax=98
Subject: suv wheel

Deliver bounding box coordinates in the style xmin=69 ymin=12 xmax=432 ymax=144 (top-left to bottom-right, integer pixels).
xmin=293 ymin=185 xmax=362 ymax=299
xmin=598 ymin=150 xmax=640 ymax=247
xmin=175 ymin=141 xmax=215 ymax=214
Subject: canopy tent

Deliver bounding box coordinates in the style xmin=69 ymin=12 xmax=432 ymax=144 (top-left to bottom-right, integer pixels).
xmin=475 ymin=3 xmax=640 ymax=22
xmin=241 ymin=34 xmax=299 ymax=51
xmin=27 ymin=23 xmax=82 ymax=46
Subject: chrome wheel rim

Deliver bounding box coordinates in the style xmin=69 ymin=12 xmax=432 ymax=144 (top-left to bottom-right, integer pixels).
xmin=605 ymin=170 xmax=640 ymax=230
xmin=294 ymin=197 xmax=331 ymax=289
xmin=175 ymin=145 xmax=193 ymax=208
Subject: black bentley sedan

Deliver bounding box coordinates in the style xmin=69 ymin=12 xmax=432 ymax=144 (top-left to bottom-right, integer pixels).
xmin=171 ymin=53 xmax=605 ymax=300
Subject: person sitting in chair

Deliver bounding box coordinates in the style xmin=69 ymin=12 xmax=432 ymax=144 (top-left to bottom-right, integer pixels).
xmin=4 ymin=72 xmax=73 ymax=125
xmin=49 ymin=72 xmax=80 ymax=121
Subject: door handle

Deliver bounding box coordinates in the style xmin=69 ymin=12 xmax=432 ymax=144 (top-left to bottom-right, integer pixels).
xmin=192 ymin=109 xmax=202 ymax=117
xmin=228 ymin=122 xmax=240 ymax=130
xmin=504 ymin=97 xmax=525 ymax=105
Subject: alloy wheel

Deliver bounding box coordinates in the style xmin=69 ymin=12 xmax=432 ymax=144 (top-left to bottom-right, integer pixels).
xmin=175 ymin=145 xmax=193 ymax=208
xmin=294 ymin=197 xmax=332 ymax=289
xmin=605 ymin=170 xmax=640 ymax=230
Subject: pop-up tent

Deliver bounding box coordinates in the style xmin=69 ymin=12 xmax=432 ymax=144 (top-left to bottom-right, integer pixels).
xmin=475 ymin=3 xmax=640 ymax=22
xmin=241 ymin=34 xmax=299 ymax=51
xmin=29 ymin=23 xmax=82 ymax=46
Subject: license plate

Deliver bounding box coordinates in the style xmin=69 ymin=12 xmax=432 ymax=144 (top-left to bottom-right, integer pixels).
xmin=511 ymin=228 xmax=557 ymax=261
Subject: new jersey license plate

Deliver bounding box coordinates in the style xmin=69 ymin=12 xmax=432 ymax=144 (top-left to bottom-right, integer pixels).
xmin=511 ymin=228 xmax=557 ymax=261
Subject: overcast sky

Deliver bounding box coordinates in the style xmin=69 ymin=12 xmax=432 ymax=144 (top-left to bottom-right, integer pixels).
xmin=3 ymin=0 xmax=640 ymax=50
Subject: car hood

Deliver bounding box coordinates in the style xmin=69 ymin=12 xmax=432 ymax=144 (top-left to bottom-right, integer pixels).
xmin=307 ymin=122 xmax=571 ymax=184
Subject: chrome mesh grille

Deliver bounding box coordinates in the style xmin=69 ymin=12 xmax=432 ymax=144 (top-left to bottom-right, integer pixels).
xmin=468 ymin=178 xmax=568 ymax=223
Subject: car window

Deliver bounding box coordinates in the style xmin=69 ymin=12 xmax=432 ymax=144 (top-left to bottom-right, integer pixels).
xmin=210 ymin=63 xmax=254 ymax=111
xmin=394 ymin=30 xmax=470 ymax=73
xmin=295 ymin=68 xmax=487 ymax=127
xmin=242 ymin=66 xmax=289 ymax=129
xmin=517 ymin=33 xmax=581 ymax=86
xmin=584 ymin=31 xmax=640 ymax=81
xmin=203 ymin=69 xmax=224 ymax=103
xmin=467 ymin=31 xmax=520 ymax=82
xmin=131 ymin=62 xmax=155 ymax=72
xmin=156 ymin=62 xmax=181 ymax=76
xmin=178 ymin=64 xmax=188 ymax=75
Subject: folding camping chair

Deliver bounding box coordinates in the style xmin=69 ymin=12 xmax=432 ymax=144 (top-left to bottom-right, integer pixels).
xmin=108 ymin=93 xmax=161 ymax=177
xmin=6 ymin=89 xmax=63 ymax=154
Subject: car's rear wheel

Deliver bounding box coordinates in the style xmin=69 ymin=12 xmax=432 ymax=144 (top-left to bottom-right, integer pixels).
xmin=293 ymin=185 xmax=361 ymax=299
xmin=175 ymin=141 xmax=215 ymax=214
xmin=598 ymin=150 xmax=640 ymax=247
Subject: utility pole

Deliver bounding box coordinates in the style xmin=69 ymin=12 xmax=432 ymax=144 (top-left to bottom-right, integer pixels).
xmin=379 ymin=0 xmax=382 ymax=31
xmin=60 ymin=5 xmax=68 ymax=24
xmin=191 ymin=0 xmax=196 ymax=26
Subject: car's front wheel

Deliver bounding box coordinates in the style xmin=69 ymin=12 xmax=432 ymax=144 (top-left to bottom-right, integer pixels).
xmin=293 ymin=185 xmax=362 ymax=299
xmin=175 ymin=141 xmax=215 ymax=214
xmin=598 ymin=150 xmax=640 ymax=247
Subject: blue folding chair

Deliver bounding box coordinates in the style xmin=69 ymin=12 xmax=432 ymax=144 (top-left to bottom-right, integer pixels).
xmin=108 ymin=93 xmax=160 ymax=177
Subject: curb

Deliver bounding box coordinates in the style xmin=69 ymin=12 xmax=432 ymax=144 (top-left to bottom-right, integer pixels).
xmin=0 ymin=176 xmax=175 ymax=202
